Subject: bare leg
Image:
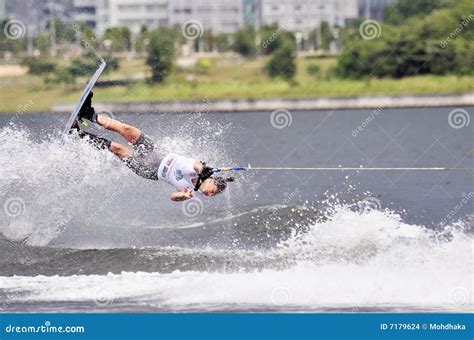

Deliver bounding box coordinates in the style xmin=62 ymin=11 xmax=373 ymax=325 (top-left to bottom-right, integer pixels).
xmin=109 ymin=141 xmax=133 ymax=160
xmin=96 ymin=115 xmax=142 ymax=144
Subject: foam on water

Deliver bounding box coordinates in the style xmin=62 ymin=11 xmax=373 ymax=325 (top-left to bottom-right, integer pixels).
xmin=0 ymin=124 xmax=472 ymax=311
xmin=1 ymin=208 xmax=472 ymax=311
xmin=0 ymin=126 xmax=128 ymax=244
xmin=0 ymin=122 xmax=236 ymax=246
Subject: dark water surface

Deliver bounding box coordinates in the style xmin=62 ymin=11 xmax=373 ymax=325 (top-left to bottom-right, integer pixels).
xmin=0 ymin=106 xmax=472 ymax=312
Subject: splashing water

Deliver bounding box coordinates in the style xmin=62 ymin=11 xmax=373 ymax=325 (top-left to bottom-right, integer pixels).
xmin=0 ymin=123 xmax=472 ymax=312
xmin=0 ymin=207 xmax=471 ymax=312
xmin=0 ymin=120 xmax=236 ymax=246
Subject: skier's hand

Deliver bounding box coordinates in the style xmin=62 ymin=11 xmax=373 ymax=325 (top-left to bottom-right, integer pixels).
xmin=170 ymin=188 xmax=193 ymax=201
xmin=181 ymin=188 xmax=193 ymax=199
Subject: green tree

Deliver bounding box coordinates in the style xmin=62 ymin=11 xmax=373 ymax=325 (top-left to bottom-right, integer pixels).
xmin=232 ymin=25 xmax=256 ymax=56
xmin=336 ymin=0 xmax=474 ymax=78
xmin=146 ymin=30 xmax=175 ymax=83
xmin=67 ymin=58 xmax=101 ymax=76
xmin=260 ymin=24 xmax=295 ymax=54
xmin=260 ymin=24 xmax=281 ymax=54
xmin=215 ymin=33 xmax=232 ymax=52
xmin=0 ymin=18 xmax=27 ymax=54
xmin=266 ymin=42 xmax=296 ymax=81
xmin=102 ymin=27 xmax=132 ymax=51
xmin=307 ymin=63 xmax=321 ymax=76
xmin=51 ymin=17 xmax=76 ymax=43
xmin=319 ymin=21 xmax=333 ymax=51
xmin=79 ymin=24 xmax=100 ymax=50
xmin=22 ymin=57 xmax=56 ymax=75
xmin=384 ymin=0 xmax=448 ymax=25
xmin=134 ymin=25 xmax=149 ymax=53
xmin=34 ymin=32 xmax=51 ymax=55
xmin=45 ymin=67 xmax=75 ymax=85
xmin=205 ymin=31 xmax=217 ymax=52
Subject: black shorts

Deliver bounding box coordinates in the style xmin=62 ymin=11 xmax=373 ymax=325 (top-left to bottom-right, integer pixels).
xmin=125 ymin=133 xmax=162 ymax=180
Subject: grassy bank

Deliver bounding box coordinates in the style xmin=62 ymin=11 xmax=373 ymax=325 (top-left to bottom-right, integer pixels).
xmin=0 ymin=57 xmax=473 ymax=113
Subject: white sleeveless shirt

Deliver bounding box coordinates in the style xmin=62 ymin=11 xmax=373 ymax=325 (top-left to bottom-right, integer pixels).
xmin=157 ymin=153 xmax=199 ymax=191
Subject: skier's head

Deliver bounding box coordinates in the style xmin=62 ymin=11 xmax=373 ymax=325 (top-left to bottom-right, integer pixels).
xmin=200 ymin=176 xmax=234 ymax=196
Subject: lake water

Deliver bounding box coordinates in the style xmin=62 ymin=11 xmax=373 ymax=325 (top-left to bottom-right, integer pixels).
xmin=0 ymin=106 xmax=472 ymax=312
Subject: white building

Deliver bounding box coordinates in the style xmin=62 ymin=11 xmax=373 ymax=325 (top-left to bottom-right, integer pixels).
xmin=106 ymin=0 xmax=168 ymax=34
xmin=72 ymin=0 xmax=99 ymax=29
xmin=73 ymin=0 xmax=243 ymax=35
xmin=359 ymin=0 xmax=393 ymax=21
xmin=168 ymin=0 xmax=244 ymax=34
xmin=71 ymin=0 xmax=361 ymax=36
xmin=73 ymin=0 xmax=168 ymax=35
xmin=260 ymin=0 xmax=359 ymax=32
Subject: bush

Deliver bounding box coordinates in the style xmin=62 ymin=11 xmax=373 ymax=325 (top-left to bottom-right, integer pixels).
xmin=319 ymin=22 xmax=333 ymax=51
xmin=336 ymin=0 xmax=474 ymax=78
xmin=384 ymin=0 xmax=448 ymax=25
xmin=195 ymin=58 xmax=212 ymax=74
xmin=307 ymin=63 xmax=321 ymax=76
xmin=266 ymin=42 xmax=296 ymax=81
xmin=146 ymin=30 xmax=175 ymax=83
xmin=103 ymin=55 xmax=120 ymax=71
xmin=215 ymin=33 xmax=232 ymax=52
xmin=67 ymin=58 xmax=100 ymax=77
xmin=22 ymin=57 xmax=56 ymax=75
xmin=233 ymin=26 xmax=256 ymax=57
xmin=102 ymin=27 xmax=132 ymax=51
xmin=44 ymin=67 xmax=75 ymax=85
xmin=260 ymin=24 xmax=296 ymax=55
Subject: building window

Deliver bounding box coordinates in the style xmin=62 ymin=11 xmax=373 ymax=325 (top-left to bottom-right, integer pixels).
xmin=77 ymin=6 xmax=96 ymax=15
xmin=118 ymin=5 xmax=140 ymax=12
xmin=146 ymin=4 xmax=166 ymax=12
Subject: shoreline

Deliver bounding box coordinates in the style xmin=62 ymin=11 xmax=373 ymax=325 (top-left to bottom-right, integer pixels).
xmin=49 ymin=93 xmax=474 ymax=114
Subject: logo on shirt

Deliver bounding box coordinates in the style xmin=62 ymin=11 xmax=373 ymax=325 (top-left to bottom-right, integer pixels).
xmin=174 ymin=169 xmax=184 ymax=181
xmin=161 ymin=166 xmax=169 ymax=178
